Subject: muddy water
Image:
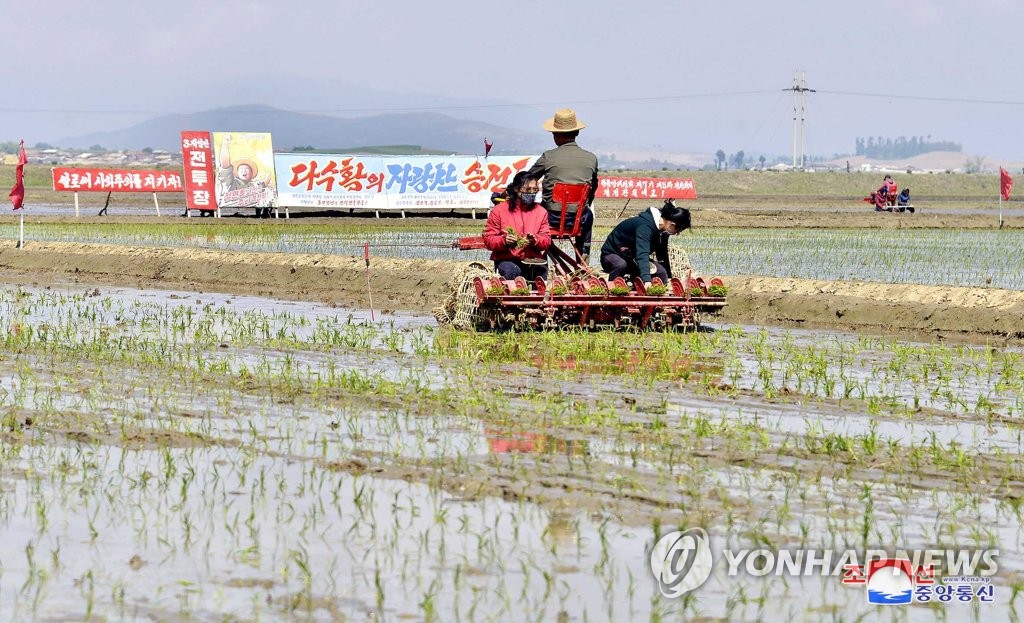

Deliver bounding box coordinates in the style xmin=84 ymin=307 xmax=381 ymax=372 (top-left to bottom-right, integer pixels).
xmin=0 ymin=444 xmax=646 ymax=621
xmin=0 ymin=435 xmax=1009 ymax=621
xmin=0 ymin=282 xmax=1019 ymax=620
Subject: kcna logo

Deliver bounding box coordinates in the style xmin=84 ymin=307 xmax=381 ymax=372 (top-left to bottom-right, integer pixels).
xmin=649 ymin=528 xmax=713 ymax=598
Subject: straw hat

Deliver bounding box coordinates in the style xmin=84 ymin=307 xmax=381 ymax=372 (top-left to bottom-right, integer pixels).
xmin=543 ymin=108 xmax=586 ymax=133
xmin=234 ymin=158 xmax=258 ymax=177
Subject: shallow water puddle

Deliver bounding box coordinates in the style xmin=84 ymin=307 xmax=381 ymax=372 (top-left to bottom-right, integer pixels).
xmin=0 ymin=282 xmax=1021 ymax=620
xmin=0 ymin=441 xmax=1010 ymax=622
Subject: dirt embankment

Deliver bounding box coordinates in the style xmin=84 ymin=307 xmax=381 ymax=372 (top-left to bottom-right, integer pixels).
xmin=0 ymin=240 xmax=1022 ymax=342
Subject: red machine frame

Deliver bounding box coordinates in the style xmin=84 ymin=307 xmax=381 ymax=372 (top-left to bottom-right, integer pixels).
xmin=454 ymin=182 xmax=726 ymax=330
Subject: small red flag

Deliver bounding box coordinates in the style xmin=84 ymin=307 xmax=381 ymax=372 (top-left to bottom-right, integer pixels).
xmin=1000 ymin=167 xmax=1014 ymax=201
xmin=484 ymin=138 xmax=493 ymax=157
xmin=9 ymin=140 xmax=27 ymax=210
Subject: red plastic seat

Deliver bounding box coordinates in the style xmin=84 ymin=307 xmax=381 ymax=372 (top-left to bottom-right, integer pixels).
xmin=549 ymin=182 xmax=591 ymax=239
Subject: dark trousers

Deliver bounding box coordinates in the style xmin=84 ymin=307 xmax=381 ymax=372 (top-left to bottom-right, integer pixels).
xmin=547 ymin=207 xmax=594 ymax=256
xmin=600 ymin=253 xmax=667 ymax=284
xmin=495 ymin=260 xmax=548 ymax=281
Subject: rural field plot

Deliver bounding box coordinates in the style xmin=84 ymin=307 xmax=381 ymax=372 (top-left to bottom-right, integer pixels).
xmin=3 ymin=223 xmax=1021 ymax=290
xmin=0 ymin=285 xmax=1019 ymax=621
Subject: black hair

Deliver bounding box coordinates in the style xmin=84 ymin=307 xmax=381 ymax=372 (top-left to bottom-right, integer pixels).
xmin=505 ymin=171 xmax=537 ymax=210
xmin=659 ymin=199 xmax=691 ymax=232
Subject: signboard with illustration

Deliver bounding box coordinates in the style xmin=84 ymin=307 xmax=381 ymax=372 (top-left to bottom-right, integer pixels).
xmin=211 ymin=132 xmax=278 ymax=209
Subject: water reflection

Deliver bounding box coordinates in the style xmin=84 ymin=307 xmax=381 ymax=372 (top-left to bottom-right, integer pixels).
xmin=486 ymin=428 xmax=589 ymax=456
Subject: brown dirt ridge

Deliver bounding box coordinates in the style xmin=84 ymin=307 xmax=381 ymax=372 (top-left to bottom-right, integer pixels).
xmin=0 ymin=240 xmax=1021 ymax=342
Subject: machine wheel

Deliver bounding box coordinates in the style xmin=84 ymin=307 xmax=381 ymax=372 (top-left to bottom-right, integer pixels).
xmin=666 ymin=242 xmax=693 ymax=276
xmin=433 ymin=262 xmax=494 ymax=330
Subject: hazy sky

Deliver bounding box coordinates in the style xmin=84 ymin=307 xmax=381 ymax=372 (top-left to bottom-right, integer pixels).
xmin=3 ymin=0 xmax=1022 ymax=159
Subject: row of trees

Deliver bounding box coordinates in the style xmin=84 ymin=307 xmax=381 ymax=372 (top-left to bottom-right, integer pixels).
xmin=714 ymin=149 xmax=771 ymax=170
xmin=0 ymin=142 xmax=158 ymax=154
xmin=855 ymin=136 xmax=961 ymax=159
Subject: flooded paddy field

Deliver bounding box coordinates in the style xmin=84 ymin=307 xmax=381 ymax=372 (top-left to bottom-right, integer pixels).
xmin=2 ymin=222 xmax=1024 ymax=290
xmin=0 ymin=284 xmax=1021 ymax=621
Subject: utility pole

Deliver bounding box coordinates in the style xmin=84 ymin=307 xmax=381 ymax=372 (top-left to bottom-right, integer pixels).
xmin=783 ymin=71 xmax=815 ymax=169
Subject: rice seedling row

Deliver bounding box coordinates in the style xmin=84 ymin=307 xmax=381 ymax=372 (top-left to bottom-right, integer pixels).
xmin=0 ymin=284 xmax=1020 ymax=620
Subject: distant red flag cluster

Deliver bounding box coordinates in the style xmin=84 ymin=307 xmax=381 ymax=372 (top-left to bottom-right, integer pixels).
xmin=8 ymin=140 xmax=27 ymax=210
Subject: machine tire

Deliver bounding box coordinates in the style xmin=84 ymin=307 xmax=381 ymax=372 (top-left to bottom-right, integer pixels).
xmin=434 ymin=262 xmax=494 ymax=331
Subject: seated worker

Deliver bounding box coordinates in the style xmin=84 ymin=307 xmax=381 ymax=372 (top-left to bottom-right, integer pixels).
xmin=886 ymin=177 xmax=899 ymax=206
xmin=483 ymin=172 xmax=551 ymax=281
xmin=897 ymin=187 xmax=911 ymax=206
xmin=527 ymin=108 xmax=599 ymax=261
xmin=600 ymin=199 xmax=691 ymax=286
xmin=873 ymin=175 xmax=894 ymax=211
xmin=489 ymin=187 xmax=509 ymax=209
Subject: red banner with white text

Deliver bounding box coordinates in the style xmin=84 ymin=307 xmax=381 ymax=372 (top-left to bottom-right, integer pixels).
xmin=52 ymin=167 xmax=183 ymax=192
xmin=180 ymin=131 xmax=218 ymax=211
xmin=596 ymin=177 xmax=697 ymax=200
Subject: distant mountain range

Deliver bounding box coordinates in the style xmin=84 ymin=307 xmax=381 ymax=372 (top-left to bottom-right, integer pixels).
xmin=56 ymin=104 xmax=549 ymax=155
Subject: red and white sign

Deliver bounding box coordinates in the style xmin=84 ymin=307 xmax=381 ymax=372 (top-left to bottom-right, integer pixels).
xmin=596 ymin=176 xmax=697 ymax=200
xmin=52 ymin=167 xmax=183 ymax=193
xmin=180 ymin=130 xmax=218 ymax=211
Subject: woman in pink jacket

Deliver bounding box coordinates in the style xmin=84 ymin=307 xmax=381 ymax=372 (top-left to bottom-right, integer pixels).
xmin=483 ymin=172 xmax=552 ymax=280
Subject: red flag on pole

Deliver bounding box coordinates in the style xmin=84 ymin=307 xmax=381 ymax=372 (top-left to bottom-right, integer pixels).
xmin=484 ymin=137 xmax=493 ymax=157
xmin=1000 ymin=167 xmax=1014 ymax=201
xmin=9 ymin=140 xmax=27 ymax=210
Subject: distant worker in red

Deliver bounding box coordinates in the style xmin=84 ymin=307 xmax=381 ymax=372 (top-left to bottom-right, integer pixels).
xmin=870 ymin=174 xmax=895 ymax=211
xmin=483 ymin=172 xmax=551 ymax=281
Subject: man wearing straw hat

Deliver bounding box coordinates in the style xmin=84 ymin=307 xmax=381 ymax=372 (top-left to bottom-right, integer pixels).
xmin=528 ymin=108 xmax=599 ymax=262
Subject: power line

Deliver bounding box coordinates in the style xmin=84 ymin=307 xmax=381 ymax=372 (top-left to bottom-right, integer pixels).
xmin=817 ymin=90 xmax=1024 ymax=106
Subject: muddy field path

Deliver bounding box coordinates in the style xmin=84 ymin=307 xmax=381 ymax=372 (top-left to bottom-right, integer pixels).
xmin=0 ymin=240 xmax=1021 ymax=342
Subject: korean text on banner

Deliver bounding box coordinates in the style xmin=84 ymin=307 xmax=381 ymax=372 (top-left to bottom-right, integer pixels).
xmin=181 ymin=131 xmax=218 ymax=211
xmin=595 ymin=177 xmax=698 ymax=200
xmin=275 ymin=154 xmax=389 ymax=210
xmin=52 ymin=167 xmax=183 ymax=193
xmin=273 ymin=154 xmax=535 ymax=210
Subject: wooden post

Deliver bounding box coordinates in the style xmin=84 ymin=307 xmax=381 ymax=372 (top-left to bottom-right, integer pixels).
xmin=98 ymin=191 xmax=112 ymax=216
xmin=152 ymin=192 xmax=160 ymax=217
xmin=74 ymin=192 xmax=80 ymax=217
xmin=616 ymin=198 xmax=632 ymax=219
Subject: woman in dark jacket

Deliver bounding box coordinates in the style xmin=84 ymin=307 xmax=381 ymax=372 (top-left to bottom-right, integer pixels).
xmin=600 ymin=200 xmax=691 ymax=285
